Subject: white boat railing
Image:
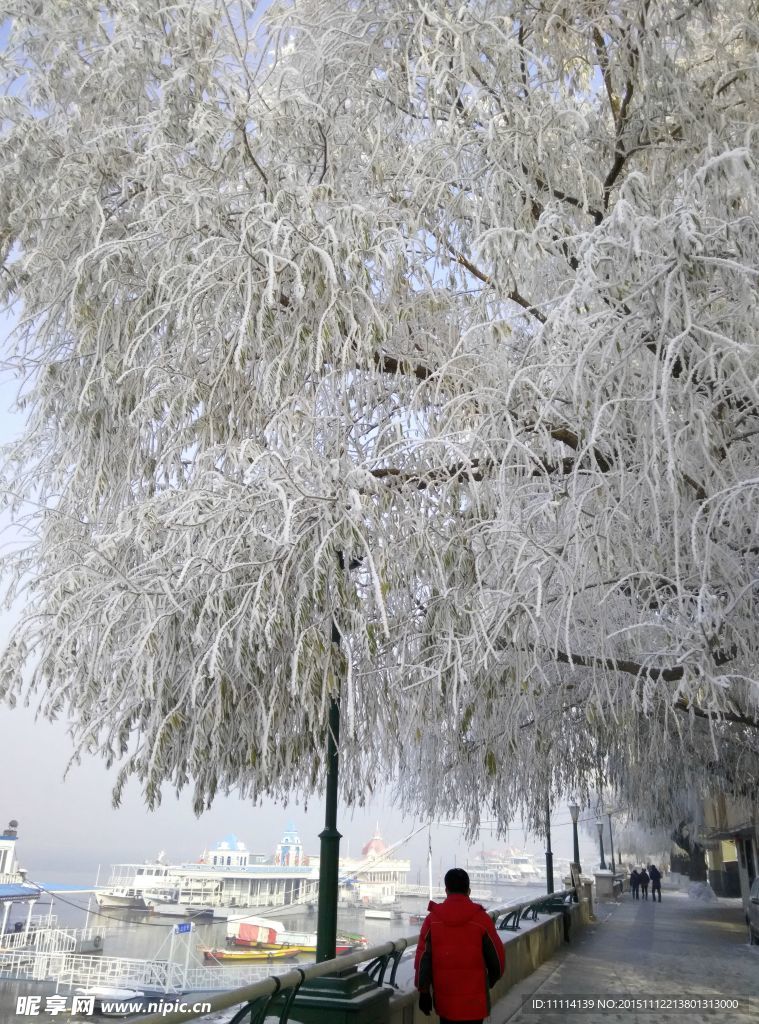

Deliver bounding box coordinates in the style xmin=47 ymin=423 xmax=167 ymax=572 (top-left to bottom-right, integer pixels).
xmin=0 ymin=872 xmax=28 ymax=885
xmin=183 ymin=963 xmax=280 ymax=989
xmin=396 ymin=884 xmax=492 ymax=900
xmin=0 ymin=945 xmax=280 ymax=993
xmin=55 ymin=953 xmax=179 ymax=993
xmin=0 ymin=950 xmax=39 ymax=978
xmin=0 ymin=925 xmax=106 ymax=954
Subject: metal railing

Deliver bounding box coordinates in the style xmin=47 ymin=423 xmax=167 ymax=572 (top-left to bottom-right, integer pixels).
xmin=395 ymin=884 xmax=492 ymax=900
xmin=0 ymin=943 xmax=310 ymax=994
xmin=135 ymin=888 xmax=577 ymax=1024
xmin=0 ymin=872 xmax=28 ymax=885
xmin=0 ymin=925 xmax=106 ymax=954
xmin=55 ymin=953 xmax=179 ymax=993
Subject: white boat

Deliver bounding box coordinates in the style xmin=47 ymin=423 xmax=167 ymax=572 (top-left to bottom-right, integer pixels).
xmin=507 ymin=852 xmax=546 ymax=885
xmin=94 ymin=889 xmax=152 ymax=911
xmin=96 ymin=829 xmax=319 ymax=920
xmin=225 ymin=915 xmax=286 ymax=944
xmin=96 ymin=824 xmax=411 ymax=921
xmin=466 ymin=849 xmax=545 ymax=887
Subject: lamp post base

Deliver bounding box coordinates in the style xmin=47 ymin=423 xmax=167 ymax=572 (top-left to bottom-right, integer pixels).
xmin=271 ymin=969 xmax=390 ymax=1024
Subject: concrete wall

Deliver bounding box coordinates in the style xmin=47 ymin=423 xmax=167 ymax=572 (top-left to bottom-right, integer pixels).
xmin=386 ymin=900 xmax=592 ymax=1024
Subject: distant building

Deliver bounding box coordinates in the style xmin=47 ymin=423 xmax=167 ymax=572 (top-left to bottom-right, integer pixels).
xmin=702 ymin=795 xmax=758 ymax=913
xmin=0 ymin=820 xmax=39 ymax=934
xmin=203 ymin=834 xmax=250 ymax=868
xmin=311 ymin=825 xmax=410 ymax=905
xmin=0 ymin=820 xmax=20 ymax=878
xmin=274 ymin=823 xmax=305 ymax=866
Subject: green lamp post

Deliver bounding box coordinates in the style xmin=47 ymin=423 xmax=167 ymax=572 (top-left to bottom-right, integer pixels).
xmin=596 ymin=817 xmax=607 ymax=870
xmin=545 ymin=797 xmax=554 ymax=894
xmin=315 ymin=632 xmax=342 ymax=963
xmin=281 ymin=602 xmax=390 ymax=1023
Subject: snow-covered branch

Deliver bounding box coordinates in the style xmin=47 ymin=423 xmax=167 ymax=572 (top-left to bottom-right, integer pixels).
xmin=0 ymin=0 xmax=757 ymax=831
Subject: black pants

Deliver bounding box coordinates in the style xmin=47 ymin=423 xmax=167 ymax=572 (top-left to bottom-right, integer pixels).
xmin=652 ymin=883 xmax=661 ymax=902
xmin=631 ymin=886 xmax=639 ymax=899
xmin=641 ymin=885 xmax=649 ymax=899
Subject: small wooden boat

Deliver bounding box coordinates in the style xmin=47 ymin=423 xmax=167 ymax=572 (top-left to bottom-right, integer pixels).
xmin=232 ymin=938 xmax=355 ymax=955
xmin=203 ymin=946 xmax=304 ymax=964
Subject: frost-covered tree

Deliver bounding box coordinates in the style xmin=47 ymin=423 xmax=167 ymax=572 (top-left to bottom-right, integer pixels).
xmin=1 ymin=0 xmax=758 ymax=830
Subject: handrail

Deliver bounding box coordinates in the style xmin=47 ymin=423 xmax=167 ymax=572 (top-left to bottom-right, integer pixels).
xmin=135 ymin=888 xmax=576 ymax=1024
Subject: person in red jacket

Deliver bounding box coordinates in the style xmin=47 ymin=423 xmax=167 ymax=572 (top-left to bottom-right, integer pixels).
xmin=414 ymin=868 xmax=505 ymax=1023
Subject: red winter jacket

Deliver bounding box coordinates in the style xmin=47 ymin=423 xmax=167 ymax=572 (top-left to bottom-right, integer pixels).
xmin=414 ymin=894 xmax=505 ymax=1021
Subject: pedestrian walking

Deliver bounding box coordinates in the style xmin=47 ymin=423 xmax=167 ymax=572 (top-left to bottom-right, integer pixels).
xmin=630 ymin=868 xmax=640 ymax=900
xmin=639 ymin=867 xmax=650 ymax=900
xmin=415 ymin=867 xmax=505 ymax=1023
xmin=649 ymin=864 xmax=662 ymax=902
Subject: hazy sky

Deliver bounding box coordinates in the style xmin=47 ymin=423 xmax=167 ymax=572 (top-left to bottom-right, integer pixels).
xmin=0 ymin=312 xmax=599 ymax=886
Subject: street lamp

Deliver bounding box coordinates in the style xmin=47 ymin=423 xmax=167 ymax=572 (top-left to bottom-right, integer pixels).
xmin=596 ymin=817 xmax=607 ymax=870
xmin=545 ymin=796 xmax=554 ymax=895
xmin=607 ymin=812 xmax=616 ymax=875
xmin=569 ymin=801 xmax=581 ymax=903
xmin=315 ymin=621 xmax=343 ymax=963
xmin=569 ymin=802 xmax=581 ymax=872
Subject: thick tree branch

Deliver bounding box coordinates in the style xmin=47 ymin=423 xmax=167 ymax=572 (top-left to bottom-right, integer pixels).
xmin=546 ymin=425 xmax=613 ymax=473
xmin=448 ymin=246 xmax=547 ymax=323
xmin=602 ymin=78 xmax=635 ymax=209
xmin=368 ymin=441 xmax=618 ymax=490
xmin=533 ymin=173 xmax=604 ymax=227
xmin=239 ymin=123 xmax=269 ymax=187
xmin=553 ymin=648 xmax=759 ymax=729
xmin=369 ymin=460 xmax=487 ymax=489
xmin=372 ymin=351 xmax=434 ymax=381
xmin=593 ymin=28 xmax=620 ymax=126
xmin=555 ymin=647 xmax=685 ymax=682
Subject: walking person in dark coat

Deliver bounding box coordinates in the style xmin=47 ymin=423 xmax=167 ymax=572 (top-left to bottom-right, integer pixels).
xmin=639 ymin=867 xmax=650 ymax=900
xmin=630 ymin=868 xmax=640 ymax=900
xmin=649 ymin=864 xmax=662 ymax=902
xmin=415 ymin=868 xmax=505 ymax=1023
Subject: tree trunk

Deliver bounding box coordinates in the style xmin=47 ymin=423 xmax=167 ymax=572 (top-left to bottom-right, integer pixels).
xmin=671 ymin=822 xmax=708 ymax=881
xmin=688 ymin=842 xmax=708 ymax=882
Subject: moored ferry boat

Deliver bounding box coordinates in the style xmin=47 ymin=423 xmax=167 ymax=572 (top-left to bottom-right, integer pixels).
xmin=96 ymin=824 xmax=411 ymax=921
xmin=466 ymin=848 xmax=546 ymax=886
xmin=508 ymin=851 xmax=546 ymax=884
xmin=96 ymin=827 xmax=319 ymax=920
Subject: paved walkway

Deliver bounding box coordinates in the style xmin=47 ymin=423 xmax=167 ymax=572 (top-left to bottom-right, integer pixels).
xmin=491 ymin=888 xmax=758 ymax=1023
